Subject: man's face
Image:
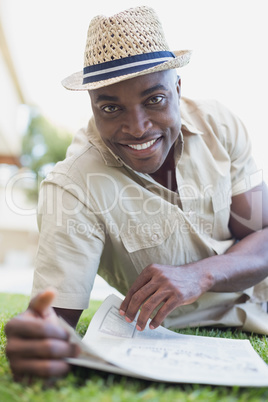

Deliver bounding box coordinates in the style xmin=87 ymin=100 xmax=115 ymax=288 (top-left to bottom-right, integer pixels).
xmin=89 ymin=70 xmax=181 ymax=174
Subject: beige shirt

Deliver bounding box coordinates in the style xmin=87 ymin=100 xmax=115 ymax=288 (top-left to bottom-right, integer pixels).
xmin=32 ymin=97 xmax=268 ymax=333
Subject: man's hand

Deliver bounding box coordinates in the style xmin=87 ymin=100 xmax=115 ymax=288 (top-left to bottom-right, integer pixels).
xmin=5 ymin=289 xmax=79 ymax=381
xmin=119 ymin=263 xmax=214 ymax=331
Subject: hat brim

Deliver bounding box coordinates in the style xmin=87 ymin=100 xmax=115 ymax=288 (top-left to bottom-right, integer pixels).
xmin=61 ymin=50 xmax=192 ymax=91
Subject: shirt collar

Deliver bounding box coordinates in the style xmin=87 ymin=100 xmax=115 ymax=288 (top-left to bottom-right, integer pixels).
xmin=181 ymin=118 xmax=204 ymax=136
xmin=87 ymin=118 xmax=123 ymax=167
xmin=180 ymin=97 xmax=204 ymax=136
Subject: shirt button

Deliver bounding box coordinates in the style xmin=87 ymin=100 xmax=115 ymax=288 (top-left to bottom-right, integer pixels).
xmin=151 ymin=234 xmax=159 ymax=241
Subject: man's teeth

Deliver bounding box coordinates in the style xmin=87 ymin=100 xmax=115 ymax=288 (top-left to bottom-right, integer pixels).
xmin=128 ymin=139 xmax=157 ymax=150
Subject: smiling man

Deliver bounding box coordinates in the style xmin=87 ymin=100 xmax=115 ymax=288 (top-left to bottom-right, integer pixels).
xmin=5 ymin=6 xmax=268 ymax=380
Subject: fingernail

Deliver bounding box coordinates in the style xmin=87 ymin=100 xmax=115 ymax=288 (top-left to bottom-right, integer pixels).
xmin=119 ymin=309 xmax=125 ymax=316
xmin=136 ymin=325 xmax=142 ymax=331
xmin=125 ymin=316 xmax=132 ymax=323
xmin=149 ymin=324 xmax=155 ymax=330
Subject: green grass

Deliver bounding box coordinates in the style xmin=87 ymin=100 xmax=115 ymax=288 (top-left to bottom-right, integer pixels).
xmin=1 ymin=293 xmax=268 ymax=401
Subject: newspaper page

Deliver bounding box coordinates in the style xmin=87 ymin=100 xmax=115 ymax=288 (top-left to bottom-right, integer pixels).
xmin=66 ymin=294 xmax=268 ymax=386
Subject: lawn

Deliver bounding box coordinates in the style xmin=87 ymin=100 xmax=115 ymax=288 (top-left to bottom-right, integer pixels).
xmin=1 ymin=293 xmax=268 ymax=401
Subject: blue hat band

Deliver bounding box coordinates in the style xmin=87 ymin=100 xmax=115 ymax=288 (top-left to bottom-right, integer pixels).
xmin=83 ymin=51 xmax=175 ymax=84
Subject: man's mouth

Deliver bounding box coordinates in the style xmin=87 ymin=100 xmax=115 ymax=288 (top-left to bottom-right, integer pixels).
xmin=127 ymin=138 xmax=158 ymax=151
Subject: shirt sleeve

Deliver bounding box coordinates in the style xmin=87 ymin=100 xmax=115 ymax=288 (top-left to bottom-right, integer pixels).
xmin=31 ymin=181 xmax=105 ymax=310
xmin=214 ymin=101 xmax=262 ymax=196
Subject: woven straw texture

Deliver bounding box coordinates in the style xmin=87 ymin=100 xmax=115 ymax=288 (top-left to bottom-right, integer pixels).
xmin=84 ymin=6 xmax=170 ymax=66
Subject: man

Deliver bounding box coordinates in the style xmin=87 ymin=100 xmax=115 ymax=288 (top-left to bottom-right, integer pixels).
xmin=5 ymin=6 xmax=268 ymax=380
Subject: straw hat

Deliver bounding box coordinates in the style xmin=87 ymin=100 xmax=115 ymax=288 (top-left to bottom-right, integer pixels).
xmin=62 ymin=6 xmax=192 ymax=91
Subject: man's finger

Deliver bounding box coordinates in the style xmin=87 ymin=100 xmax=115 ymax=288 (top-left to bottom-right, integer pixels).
xmin=149 ymin=298 xmax=180 ymax=329
xmin=29 ymin=288 xmax=57 ymax=317
xmin=5 ymin=317 xmax=69 ymax=340
xmin=10 ymin=358 xmax=71 ymax=379
xmin=120 ymin=280 xmax=158 ymax=323
xmin=120 ymin=268 xmax=153 ymax=314
xmin=6 ymin=338 xmax=79 ymax=359
xmin=135 ymin=291 xmax=167 ymax=331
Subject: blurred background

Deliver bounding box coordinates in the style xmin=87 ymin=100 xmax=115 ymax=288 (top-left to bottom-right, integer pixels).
xmin=0 ymin=0 xmax=267 ymax=297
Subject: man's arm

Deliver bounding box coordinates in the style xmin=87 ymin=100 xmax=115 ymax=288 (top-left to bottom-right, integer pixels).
xmin=53 ymin=308 xmax=83 ymax=328
xmin=229 ymin=182 xmax=268 ymax=239
xmin=119 ymin=182 xmax=268 ymax=331
xmin=210 ymin=181 xmax=268 ymax=291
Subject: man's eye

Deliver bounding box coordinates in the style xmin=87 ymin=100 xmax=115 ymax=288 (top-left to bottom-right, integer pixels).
xmin=147 ymin=96 xmax=163 ymax=105
xmin=102 ymin=105 xmax=120 ymax=113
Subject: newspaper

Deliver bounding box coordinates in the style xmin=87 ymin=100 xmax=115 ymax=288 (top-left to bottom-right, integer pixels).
xmin=65 ymin=294 xmax=268 ymax=386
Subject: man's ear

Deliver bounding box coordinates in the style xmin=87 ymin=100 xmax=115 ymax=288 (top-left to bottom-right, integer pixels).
xmin=176 ymin=75 xmax=181 ymax=102
xmin=176 ymin=75 xmax=181 ymax=105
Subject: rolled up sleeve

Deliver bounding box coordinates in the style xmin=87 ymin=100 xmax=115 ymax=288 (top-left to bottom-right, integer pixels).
xmin=31 ymin=181 xmax=105 ymax=309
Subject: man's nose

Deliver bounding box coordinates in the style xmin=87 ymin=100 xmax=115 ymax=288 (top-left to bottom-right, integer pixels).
xmin=121 ymin=108 xmax=153 ymax=137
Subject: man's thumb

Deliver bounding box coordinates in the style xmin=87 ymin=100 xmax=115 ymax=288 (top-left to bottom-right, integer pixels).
xmin=29 ymin=288 xmax=56 ymax=317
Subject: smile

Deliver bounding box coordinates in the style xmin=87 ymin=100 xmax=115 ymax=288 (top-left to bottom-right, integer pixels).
xmin=127 ymin=139 xmax=157 ymax=151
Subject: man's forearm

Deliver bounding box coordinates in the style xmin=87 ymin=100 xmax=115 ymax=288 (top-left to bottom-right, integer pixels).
xmin=53 ymin=307 xmax=83 ymax=328
xmin=204 ymin=227 xmax=268 ymax=293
